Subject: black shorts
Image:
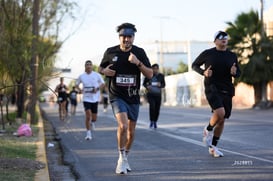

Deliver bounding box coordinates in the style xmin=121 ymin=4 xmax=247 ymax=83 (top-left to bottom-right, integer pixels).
xmin=70 ymin=99 xmax=77 ymax=106
xmin=103 ymin=97 xmax=108 ymax=104
xmin=83 ymin=102 xmax=98 ymax=113
xmin=205 ymin=85 xmax=232 ymax=118
xmin=57 ymin=96 xmax=67 ymax=103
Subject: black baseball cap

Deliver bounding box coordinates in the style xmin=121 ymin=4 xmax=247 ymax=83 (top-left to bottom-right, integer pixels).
xmin=85 ymin=60 xmax=92 ymax=65
xmin=214 ymin=31 xmax=228 ymax=41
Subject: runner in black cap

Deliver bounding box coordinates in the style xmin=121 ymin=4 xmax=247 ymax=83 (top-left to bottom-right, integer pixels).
xmin=192 ymin=30 xmax=241 ymax=158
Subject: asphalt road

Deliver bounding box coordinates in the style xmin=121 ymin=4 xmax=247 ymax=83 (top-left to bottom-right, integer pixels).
xmin=40 ymin=102 xmax=273 ymax=181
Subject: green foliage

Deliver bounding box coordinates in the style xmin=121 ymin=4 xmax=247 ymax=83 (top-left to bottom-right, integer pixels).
xmin=0 ymin=138 xmax=37 ymax=159
xmin=0 ymin=0 xmax=78 ymax=118
xmin=8 ymin=111 xmax=27 ymax=123
xmin=226 ymin=10 xmax=262 ymax=65
xmin=226 ymin=10 xmax=273 ymax=85
xmin=226 ymin=9 xmax=273 ymax=104
xmin=176 ymin=61 xmax=188 ymax=74
xmin=93 ymin=64 xmax=99 ymax=72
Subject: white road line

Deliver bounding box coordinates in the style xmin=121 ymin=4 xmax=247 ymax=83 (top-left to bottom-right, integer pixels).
xmin=137 ymin=119 xmax=273 ymax=165
xmin=100 ymin=113 xmax=273 ymax=165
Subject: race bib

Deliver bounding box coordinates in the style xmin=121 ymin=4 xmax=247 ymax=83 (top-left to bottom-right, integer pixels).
xmin=84 ymin=87 xmax=95 ymax=96
xmin=116 ymin=74 xmax=136 ymax=86
xmin=70 ymin=93 xmax=77 ymax=99
xmin=151 ymin=82 xmax=159 ymax=86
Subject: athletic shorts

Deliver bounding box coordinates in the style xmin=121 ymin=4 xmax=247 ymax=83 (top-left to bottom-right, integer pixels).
xmin=110 ymin=98 xmax=139 ymax=122
xmin=70 ymin=99 xmax=77 ymax=106
xmin=205 ymin=85 xmax=232 ymax=118
xmin=57 ymin=96 xmax=67 ymax=103
xmin=83 ymin=102 xmax=98 ymax=113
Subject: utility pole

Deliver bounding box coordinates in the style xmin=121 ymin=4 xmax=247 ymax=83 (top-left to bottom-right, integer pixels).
xmin=155 ymin=16 xmax=170 ymax=74
xmin=30 ymin=0 xmax=40 ymax=124
xmin=260 ymin=0 xmax=268 ymax=103
xmin=159 ymin=19 xmax=164 ymax=74
xmin=260 ymin=0 xmax=265 ymax=36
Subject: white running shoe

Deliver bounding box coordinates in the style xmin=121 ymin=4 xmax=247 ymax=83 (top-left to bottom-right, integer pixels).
xmin=85 ymin=130 xmax=92 ymax=140
xmin=115 ymin=157 xmax=127 ymax=174
xmin=209 ymin=145 xmax=224 ymax=157
xmin=124 ymin=156 xmax=131 ymax=172
xmin=203 ymin=127 xmax=213 ymax=147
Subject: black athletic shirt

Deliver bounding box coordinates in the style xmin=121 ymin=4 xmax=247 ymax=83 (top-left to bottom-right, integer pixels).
xmin=192 ymin=47 xmax=241 ymax=96
xmin=100 ymin=45 xmax=151 ymax=104
xmin=56 ymin=84 xmax=67 ymax=100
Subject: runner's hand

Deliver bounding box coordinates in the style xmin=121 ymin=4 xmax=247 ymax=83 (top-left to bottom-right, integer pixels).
xmin=230 ymin=63 xmax=237 ymax=76
xmin=204 ymin=65 xmax=212 ymax=77
xmin=102 ymin=64 xmax=116 ymax=77
xmin=128 ymin=52 xmax=139 ymax=65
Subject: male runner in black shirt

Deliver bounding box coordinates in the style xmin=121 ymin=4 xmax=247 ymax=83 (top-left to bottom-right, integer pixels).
xmin=99 ymin=23 xmax=153 ymax=174
xmin=192 ymin=31 xmax=241 ymax=157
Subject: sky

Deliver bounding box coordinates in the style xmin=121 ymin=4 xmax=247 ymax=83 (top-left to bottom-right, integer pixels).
xmin=54 ymin=0 xmax=273 ymax=83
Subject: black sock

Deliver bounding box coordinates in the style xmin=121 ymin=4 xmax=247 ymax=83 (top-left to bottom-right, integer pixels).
xmin=206 ymin=123 xmax=214 ymax=131
xmin=212 ymin=136 xmax=220 ymax=146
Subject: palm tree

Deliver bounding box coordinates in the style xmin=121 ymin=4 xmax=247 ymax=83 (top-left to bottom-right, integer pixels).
xmin=226 ymin=10 xmax=273 ymax=108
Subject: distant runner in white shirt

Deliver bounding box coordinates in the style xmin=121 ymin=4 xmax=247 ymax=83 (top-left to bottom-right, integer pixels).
xmin=76 ymin=60 xmax=105 ymax=140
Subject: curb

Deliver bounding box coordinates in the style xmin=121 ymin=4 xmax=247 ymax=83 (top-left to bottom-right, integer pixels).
xmin=34 ymin=107 xmax=50 ymax=181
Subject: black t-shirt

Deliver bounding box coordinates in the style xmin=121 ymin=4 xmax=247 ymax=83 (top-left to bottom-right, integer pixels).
xmin=192 ymin=47 xmax=241 ymax=96
xmin=100 ymin=45 xmax=151 ymax=104
xmin=69 ymin=90 xmax=78 ymax=101
xmin=143 ymin=73 xmax=165 ymax=96
xmin=56 ymin=84 xmax=67 ymax=99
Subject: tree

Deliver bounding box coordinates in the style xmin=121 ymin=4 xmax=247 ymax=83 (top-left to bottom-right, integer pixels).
xmin=30 ymin=0 xmax=40 ymax=124
xmin=0 ymin=0 xmax=33 ymax=118
xmin=226 ymin=10 xmax=273 ymax=108
xmin=176 ymin=61 xmax=188 ymax=74
xmin=0 ymin=0 xmax=77 ymax=121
